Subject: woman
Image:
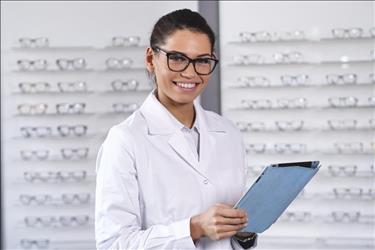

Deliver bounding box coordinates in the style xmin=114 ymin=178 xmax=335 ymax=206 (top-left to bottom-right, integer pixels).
xmin=95 ymin=8 xmax=257 ymax=249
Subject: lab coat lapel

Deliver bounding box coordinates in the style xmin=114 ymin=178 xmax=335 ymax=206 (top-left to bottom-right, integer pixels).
xmin=199 ymin=128 xmax=216 ymax=177
xmin=195 ymin=103 xmax=226 ymax=182
xmin=140 ymin=91 xmax=200 ymax=172
xmin=168 ymin=132 xmax=199 ymax=171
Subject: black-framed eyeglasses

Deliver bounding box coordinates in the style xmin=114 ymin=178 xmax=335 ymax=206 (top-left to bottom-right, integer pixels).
xmin=152 ymin=46 xmax=219 ymax=75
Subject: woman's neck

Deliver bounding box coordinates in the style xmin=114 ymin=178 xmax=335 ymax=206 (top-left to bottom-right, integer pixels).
xmin=156 ymin=91 xmax=195 ymax=129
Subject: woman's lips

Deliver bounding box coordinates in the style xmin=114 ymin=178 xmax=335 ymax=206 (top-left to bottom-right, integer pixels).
xmin=172 ymin=81 xmax=200 ymax=91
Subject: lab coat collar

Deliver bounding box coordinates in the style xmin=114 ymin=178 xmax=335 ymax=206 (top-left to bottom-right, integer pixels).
xmin=139 ymin=90 xmax=226 ymax=135
xmin=140 ymin=90 xmax=225 ymax=180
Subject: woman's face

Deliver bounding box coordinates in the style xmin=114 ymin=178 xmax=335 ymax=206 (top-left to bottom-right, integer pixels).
xmin=146 ymin=29 xmax=213 ymax=106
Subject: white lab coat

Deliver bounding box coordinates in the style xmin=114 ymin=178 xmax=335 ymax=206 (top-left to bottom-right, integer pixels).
xmin=95 ymin=91 xmax=252 ymax=249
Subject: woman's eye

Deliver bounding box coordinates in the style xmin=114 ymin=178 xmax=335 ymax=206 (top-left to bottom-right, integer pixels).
xmin=196 ymin=58 xmax=211 ymax=64
xmin=169 ymin=54 xmax=187 ymax=62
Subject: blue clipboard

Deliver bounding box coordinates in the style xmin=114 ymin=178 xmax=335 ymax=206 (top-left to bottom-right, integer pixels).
xmin=234 ymin=161 xmax=320 ymax=233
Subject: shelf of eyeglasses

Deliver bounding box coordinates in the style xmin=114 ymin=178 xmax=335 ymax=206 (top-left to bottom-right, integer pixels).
xmin=11 ymin=45 xmax=148 ymax=51
xmin=226 ymin=59 xmax=374 ymax=67
xmin=297 ymin=191 xmax=375 ymax=201
xmin=228 ymin=73 xmax=375 ymax=89
xmin=13 ymin=57 xmax=145 ymax=72
xmin=18 ymin=238 xmax=95 ymax=250
xmin=14 ymin=81 xmax=92 ymax=95
xmin=17 ymin=170 xmax=95 ymax=184
xmin=229 ymin=104 xmax=375 ymax=111
xmin=18 ymin=148 xmax=92 ymax=162
xmin=301 ymin=189 xmax=375 ymax=201
xmin=13 ymin=81 xmax=152 ymax=95
xmin=229 ymin=97 xmax=375 ymax=111
xmin=15 ymin=102 xmax=142 ymax=117
xmin=11 ymin=69 xmax=96 ymax=74
xmin=234 ymin=28 xmax=375 ymax=44
xmin=11 ymin=42 xmax=147 ymax=51
xmin=228 ymin=81 xmax=375 ymax=89
xmin=14 ymin=112 xmax=96 ymax=118
xmin=243 ymin=143 xmax=375 ymax=155
xmin=235 ymin=120 xmax=375 ymax=133
xmin=14 ymin=110 xmax=138 ymax=118
xmin=16 ymin=192 xmax=93 ymax=207
xmin=227 ymin=50 xmax=375 ymax=66
xmin=258 ymin=187 xmax=375 ymax=201
xmin=229 ymin=35 xmax=375 ymax=44
xmin=13 ymin=90 xmax=95 ymax=96
xmin=18 ymin=215 xmax=93 ymax=229
xmin=246 ymin=164 xmax=375 ymax=178
xmin=275 ymin=210 xmax=375 ymax=224
xmin=11 ymin=67 xmax=144 ymax=74
xmin=16 ymin=125 xmax=88 ymax=139
xmin=15 ymin=102 xmax=93 ymax=116
xmin=14 ymin=134 xmax=99 ymax=141
xmin=12 ymin=41 xmax=145 ymax=50
xmin=257 ymin=236 xmax=374 ymax=249
xmin=238 ymin=126 xmax=375 ymax=133
xmin=11 ymin=44 xmax=148 ymax=52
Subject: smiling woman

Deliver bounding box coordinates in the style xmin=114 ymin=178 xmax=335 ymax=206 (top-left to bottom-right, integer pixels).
xmin=146 ymin=29 xmax=217 ymax=123
xmin=95 ymin=8 xmax=257 ymax=250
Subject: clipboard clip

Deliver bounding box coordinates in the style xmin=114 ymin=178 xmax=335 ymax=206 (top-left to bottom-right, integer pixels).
xmin=274 ymin=161 xmax=320 ymax=169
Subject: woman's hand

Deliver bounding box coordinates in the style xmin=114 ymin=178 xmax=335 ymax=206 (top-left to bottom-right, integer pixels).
xmin=190 ymin=203 xmax=248 ymax=241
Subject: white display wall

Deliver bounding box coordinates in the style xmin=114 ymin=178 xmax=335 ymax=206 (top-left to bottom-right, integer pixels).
xmin=1 ymin=2 xmax=198 ymax=249
xmin=220 ymin=1 xmax=374 ymax=250
xmin=2 ymin=1 xmax=374 ymax=250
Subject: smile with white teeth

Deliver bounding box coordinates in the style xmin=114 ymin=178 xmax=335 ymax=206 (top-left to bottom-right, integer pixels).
xmin=174 ymin=82 xmax=198 ymax=89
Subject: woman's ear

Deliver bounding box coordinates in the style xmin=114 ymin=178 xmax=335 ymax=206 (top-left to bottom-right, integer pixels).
xmin=145 ymin=47 xmax=155 ymax=73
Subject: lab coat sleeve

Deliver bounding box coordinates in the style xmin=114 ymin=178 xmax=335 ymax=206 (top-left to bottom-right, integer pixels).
xmin=95 ymin=127 xmax=196 ymax=250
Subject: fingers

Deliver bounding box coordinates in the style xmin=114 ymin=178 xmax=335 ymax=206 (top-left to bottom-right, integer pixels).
xmin=199 ymin=204 xmax=251 ymax=241
xmin=214 ymin=206 xmax=247 ymax=219
xmin=216 ymin=223 xmax=247 ymax=233
xmin=213 ymin=216 xmax=247 ymax=225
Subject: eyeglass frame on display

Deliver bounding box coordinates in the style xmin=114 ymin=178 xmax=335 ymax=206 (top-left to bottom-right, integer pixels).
xmin=111 ymin=36 xmax=141 ymax=47
xmin=111 ymin=79 xmax=140 ymax=91
xmin=112 ymin=103 xmax=139 ymax=113
xmin=18 ymin=37 xmax=49 ymax=48
xmin=56 ymin=103 xmax=86 ymax=115
xmin=56 ymin=58 xmax=87 ymax=71
xmin=17 ymin=103 xmax=48 ymax=116
xmin=105 ymin=57 xmax=133 ymax=70
xmin=23 ymin=170 xmax=87 ymax=183
xmin=17 ymin=59 xmax=48 ymax=71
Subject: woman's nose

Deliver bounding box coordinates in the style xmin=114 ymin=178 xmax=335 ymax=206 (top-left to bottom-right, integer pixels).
xmin=181 ymin=62 xmax=198 ymax=78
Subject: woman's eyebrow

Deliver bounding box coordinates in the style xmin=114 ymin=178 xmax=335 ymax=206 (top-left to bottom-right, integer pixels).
xmin=169 ymin=50 xmax=212 ymax=58
xmin=196 ymin=53 xmax=212 ymax=57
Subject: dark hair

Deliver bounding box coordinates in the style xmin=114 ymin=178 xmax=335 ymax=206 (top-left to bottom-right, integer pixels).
xmin=150 ymin=8 xmax=216 ymax=52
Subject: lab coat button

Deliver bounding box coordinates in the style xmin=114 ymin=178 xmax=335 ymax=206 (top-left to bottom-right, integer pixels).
xmin=203 ymin=179 xmax=208 ymax=185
